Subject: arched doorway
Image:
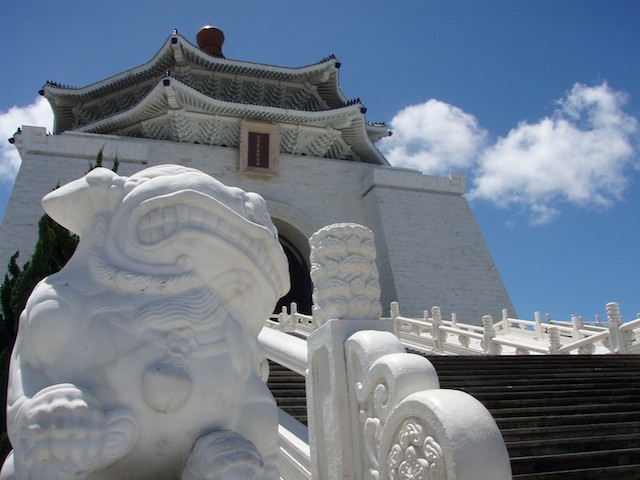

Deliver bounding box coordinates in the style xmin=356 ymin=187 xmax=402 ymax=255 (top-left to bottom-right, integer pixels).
xmin=275 ymin=236 xmax=313 ymax=314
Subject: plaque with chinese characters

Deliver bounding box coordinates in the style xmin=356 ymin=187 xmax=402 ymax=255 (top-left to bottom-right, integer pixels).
xmin=248 ymin=132 xmax=269 ymax=169
xmin=240 ymin=120 xmax=280 ymax=176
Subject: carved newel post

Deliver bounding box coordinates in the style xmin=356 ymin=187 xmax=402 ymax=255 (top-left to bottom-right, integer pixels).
xmin=1 ymin=165 xmax=290 ymax=480
xmin=309 ymin=222 xmax=382 ymax=326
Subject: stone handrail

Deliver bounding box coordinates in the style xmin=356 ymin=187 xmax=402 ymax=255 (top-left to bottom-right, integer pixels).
xmin=259 ymin=326 xmax=308 ymax=377
xmin=257 ymin=327 xmax=311 ymax=478
xmin=390 ymin=301 xmax=639 ymax=355
xmin=259 ymin=287 xmax=636 ymax=478
xmin=277 ymin=410 xmax=312 ymax=480
xmin=305 ymin=319 xmax=511 ymax=480
xmin=259 ymin=318 xmax=513 ymax=479
xmin=269 ymin=302 xmax=317 ymax=337
xmin=557 ymin=330 xmax=610 ymax=355
xmin=273 ymin=300 xmax=639 ymax=356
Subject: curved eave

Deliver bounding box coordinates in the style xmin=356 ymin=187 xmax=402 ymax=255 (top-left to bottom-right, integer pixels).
xmin=42 ymin=32 xmax=345 ymax=103
xmin=366 ymin=123 xmax=391 ymax=144
xmin=75 ymin=77 xmax=387 ymax=165
xmin=344 ymin=118 xmax=389 ymax=166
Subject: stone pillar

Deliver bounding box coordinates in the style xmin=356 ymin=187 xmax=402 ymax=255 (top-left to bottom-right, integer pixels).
xmin=306 ymin=223 xmax=389 ymax=479
xmin=309 ymin=223 xmax=382 ymax=326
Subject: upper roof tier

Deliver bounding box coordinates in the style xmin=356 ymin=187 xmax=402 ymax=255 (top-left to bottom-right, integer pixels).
xmin=41 ymin=29 xmax=390 ymax=164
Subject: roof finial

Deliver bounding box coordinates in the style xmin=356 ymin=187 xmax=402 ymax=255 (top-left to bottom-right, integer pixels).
xmin=196 ymin=25 xmax=225 ymax=58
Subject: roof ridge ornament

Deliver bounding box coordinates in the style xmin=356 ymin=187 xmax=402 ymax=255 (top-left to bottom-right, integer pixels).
xmin=196 ymin=25 xmax=225 ymax=58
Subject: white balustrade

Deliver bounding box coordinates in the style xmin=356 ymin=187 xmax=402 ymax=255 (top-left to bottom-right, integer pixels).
xmin=270 ymin=299 xmax=639 ymax=357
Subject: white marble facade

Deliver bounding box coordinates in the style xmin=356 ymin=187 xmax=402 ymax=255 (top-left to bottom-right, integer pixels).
xmin=1 ymin=127 xmax=514 ymax=323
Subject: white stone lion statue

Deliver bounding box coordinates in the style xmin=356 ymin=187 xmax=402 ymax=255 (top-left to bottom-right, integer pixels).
xmin=1 ymin=165 xmax=290 ymax=480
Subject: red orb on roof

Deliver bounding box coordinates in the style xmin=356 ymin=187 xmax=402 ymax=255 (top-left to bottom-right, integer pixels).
xmin=196 ymin=25 xmax=225 ymax=58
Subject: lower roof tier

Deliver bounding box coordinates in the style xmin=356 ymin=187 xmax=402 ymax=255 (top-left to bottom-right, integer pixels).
xmin=61 ymin=77 xmax=389 ymax=164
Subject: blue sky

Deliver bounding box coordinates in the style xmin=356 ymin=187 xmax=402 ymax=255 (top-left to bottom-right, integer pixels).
xmin=1 ymin=1 xmax=638 ymax=323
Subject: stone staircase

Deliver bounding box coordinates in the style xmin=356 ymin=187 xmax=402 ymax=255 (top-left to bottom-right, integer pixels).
xmin=267 ymin=354 xmax=640 ymax=479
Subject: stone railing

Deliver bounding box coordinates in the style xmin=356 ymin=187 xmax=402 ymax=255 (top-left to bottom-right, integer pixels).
xmin=391 ymin=301 xmax=640 ymax=355
xmin=260 ymin=223 xmax=512 ymax=480
xmin=259 ymin=328 xmax=312 ymax=479
xmin=269 ymin=301 xmax=640 ymax=356
xmin=259 ymin=320 xmax=513 ymax=480
xmin=269 ymin=302 xmax=317 ymax=337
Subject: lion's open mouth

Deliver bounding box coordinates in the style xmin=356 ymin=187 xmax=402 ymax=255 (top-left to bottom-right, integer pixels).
xmin=130 ymin=191 xmax=287 ymax=296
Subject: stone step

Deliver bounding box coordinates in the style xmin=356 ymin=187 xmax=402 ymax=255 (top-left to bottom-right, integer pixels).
xmin=444 ymin=380 xmax=636 ymax=394
xmin=426 ymin=360 xmax=640 ymax=375
xmin=495 ymin=410 xmax=639 ymax=430
xmin=457 ymin=388 xmax=640 ymax=403
xmin=473 ymin=394 xmax=640 ymax=411
xmin=509 ymin=448 xmax=640 ymax=475
xmin=436 ymin=374 xmax=629 ymax=386
xmin=512 ymin=463 xmax=640 ymax=480
xmin=424 ymin=354 xmax=640 ymax=364
xmin=499 ymin=420 xmax=640 ymax=441
xmin=267 ymin=351 xmax=640 ymax=478
xmin=267 ymin=382 xmax=306 ymax=390
xmin=505 ymin=432 xmax=640 ymax=456
xmin=488 ymin=401 xmax=640 ymax=418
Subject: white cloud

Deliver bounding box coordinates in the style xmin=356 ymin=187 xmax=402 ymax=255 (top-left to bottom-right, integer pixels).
xmin=379 ymin=99 xmax=487 ymax=175
xmin=0 ymin=97 xmax=54 ymax=183
xmin=381 ymin=83 xmax=639 ymax=225
xmin=470 ymin=83 xmax=639 ymax=223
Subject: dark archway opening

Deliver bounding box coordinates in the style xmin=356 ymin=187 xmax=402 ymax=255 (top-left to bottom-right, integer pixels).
xmin=275 ymin=236 xmax=313 ymax=315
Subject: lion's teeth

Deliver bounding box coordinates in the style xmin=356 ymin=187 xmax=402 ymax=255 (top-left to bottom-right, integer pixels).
xmin=151 ymin=226 xmax=164 ymax=243
xmin=189 ymin=207 xmax=205 ymax=228
xmin=163 ymin=207 xmax=178 ymax=237
xmin=139 ymin=226 xmax=152 ymax=244
xmin=150 ymin=209 xmax=163 ymax=227
xmin=202 ymin=210 xmax=219 ymax=231
xmin=176 ymin=204 xmax=189 ymax=223
xmin=164 ymin=207 xmax=177 ymax=223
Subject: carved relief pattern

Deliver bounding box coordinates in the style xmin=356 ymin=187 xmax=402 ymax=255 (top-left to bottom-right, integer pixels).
xmin=264 ymin=84 xmax=286 ymax=108
xmin=281 ymin=126 xmax=351 ymax=159
xmin=72 ymin=104 xmax=99 ymax=128
xmin=100 ymin=97 xmax=122 ymax=119
xmin=359 ymin=379 xmax=390 ymax=480
xmin=308 ymin=127 xmax=340 ymax=157
xmin=140 ymin=122 xmax=169 ymax=141
xmin=345 ymin=331 xmax=444 ymax=480
xmin=198 ymin=116 xmax=224 ymax=145
xmin=326 ymin=137 xmax=352 ymax=160
xmin=243 ymin=80 xmax=265 ymax=105
xmin=169 ymin=110 xmax=194 ymax=143
xmin=280 ymin=126 xmax=305 ymax=155
xmin=196 ymin=117 xmax=240 ymax=147
xmin=387 ymin=420 xmax=445 ymax=480
xmin=73 ymin=85 xmax=154 ymax=128
xmin=173 ymin=71 xmax=195 ymax=88
xmin=220 ymin=78 xmax=243 ymax=102
xmin=309 ymin=223 xmax=382 ymax=326
xmin=201 ymin=74 xmax=221 ymax=98
xmin=578 ymin=343 xmax=596 ymax=355
xmin=221 ymin=121 xmax=241 ymax=147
